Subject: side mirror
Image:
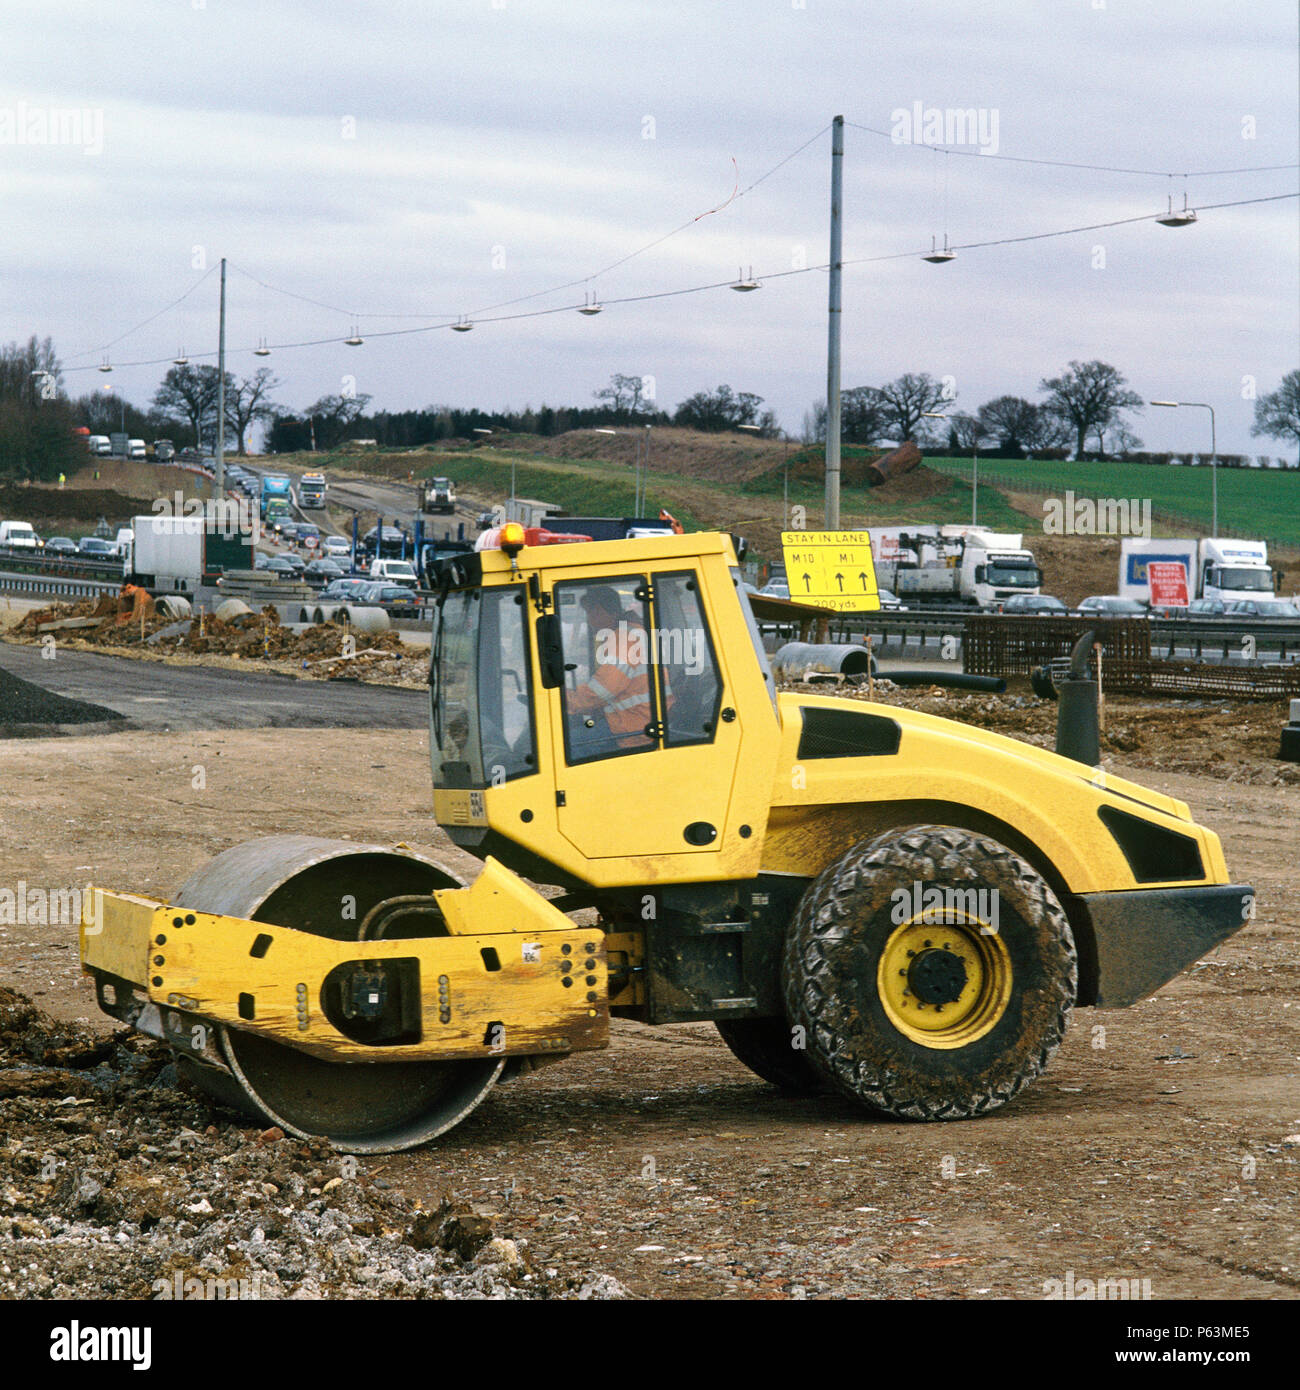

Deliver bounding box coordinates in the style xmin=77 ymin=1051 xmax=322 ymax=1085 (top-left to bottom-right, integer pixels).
xmin=537 ymin=613 xmax=565 ymax=688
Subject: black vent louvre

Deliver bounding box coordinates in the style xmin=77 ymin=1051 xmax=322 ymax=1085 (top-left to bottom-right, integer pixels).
xmin=797 ymin=708 xmax=901 ymax=759
xmin=1098 ymin=805 xmax=1204 ymax=884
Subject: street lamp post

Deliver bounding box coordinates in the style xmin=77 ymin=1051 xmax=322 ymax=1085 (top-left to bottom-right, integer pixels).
xmin=1151 ymin=400 xmax=1217 ymax=537
xmin=639 ymin=425 xmax=651 ymax=516
xmin=595 ymin=426 xmax=651 ymax=515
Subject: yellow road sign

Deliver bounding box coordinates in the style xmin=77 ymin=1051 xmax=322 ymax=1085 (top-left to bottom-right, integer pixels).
xmin=780 ymin=531 xmax=880 ymax=612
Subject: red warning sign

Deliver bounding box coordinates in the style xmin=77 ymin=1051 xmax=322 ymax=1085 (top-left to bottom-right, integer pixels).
xmin=1146 ymin=561 xmax=1189 ymax=609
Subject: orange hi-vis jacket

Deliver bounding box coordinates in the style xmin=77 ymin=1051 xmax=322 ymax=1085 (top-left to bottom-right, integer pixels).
xmin=570 ymin=619 xmax=653 ymax=746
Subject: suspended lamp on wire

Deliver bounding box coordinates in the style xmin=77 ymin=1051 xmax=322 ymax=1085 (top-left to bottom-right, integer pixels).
xmin=922 ymin=234 xmax=956 ymax=263
xmin=1156 ymin=193 xmax=1197 ymax=227
xmin=731 ymin=266 xmax=761 ymax=291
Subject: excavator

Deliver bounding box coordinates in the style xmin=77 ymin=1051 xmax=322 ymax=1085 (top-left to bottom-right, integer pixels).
xmin=81 ymin=526 xmax=1252 ymax=1151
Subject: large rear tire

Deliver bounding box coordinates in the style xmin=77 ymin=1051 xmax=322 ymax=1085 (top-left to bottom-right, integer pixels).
xmin=783 ymin=825 xmax=1076 ymax=1121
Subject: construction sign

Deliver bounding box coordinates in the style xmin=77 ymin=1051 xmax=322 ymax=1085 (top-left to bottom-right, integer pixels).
xmin=1146 ymin=560 xmax=1189 ymax=609
xmin=780 ymin=531 xmax=880 ymax=612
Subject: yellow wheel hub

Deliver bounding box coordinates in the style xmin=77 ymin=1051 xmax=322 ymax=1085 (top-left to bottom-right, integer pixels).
xmin=877 ymin=914 xmax=1012 ymax=1050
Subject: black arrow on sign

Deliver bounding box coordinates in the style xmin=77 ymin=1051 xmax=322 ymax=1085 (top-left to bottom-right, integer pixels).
xmin=835 ymin=571 xmax=845 ymax=592
xmin=859 ymin=571 xmax=869 ymax=589
xmin=802 ymin=572 xmax=812 ymax=592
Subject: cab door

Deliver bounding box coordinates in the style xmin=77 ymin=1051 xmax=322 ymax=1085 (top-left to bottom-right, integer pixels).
xmin=544 ymin=568 xmax=747 ymax=865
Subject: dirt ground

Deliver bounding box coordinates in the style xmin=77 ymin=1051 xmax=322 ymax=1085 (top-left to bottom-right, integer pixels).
xmin=2 ymin=687 xmax=1297 ymax=1301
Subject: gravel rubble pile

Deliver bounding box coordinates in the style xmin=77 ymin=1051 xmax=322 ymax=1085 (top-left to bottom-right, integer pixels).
xmin=0 ymin=988 xmax=627 ymax=1300
xmin=0 ymin=668 xmax=122 ymax=730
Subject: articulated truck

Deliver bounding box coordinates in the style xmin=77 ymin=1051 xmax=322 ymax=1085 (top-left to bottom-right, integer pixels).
xmin=1118 ymin=538 xmax=1275 ymax=605
xmin=870 ymin=526 xmax=1042 ymax=609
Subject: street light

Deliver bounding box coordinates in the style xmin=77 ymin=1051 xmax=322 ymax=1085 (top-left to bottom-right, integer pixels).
xmin=594 ymin=427 xmax=649 ymax=515
xmin=1151 ymin=400 xmax=1217 ymax=537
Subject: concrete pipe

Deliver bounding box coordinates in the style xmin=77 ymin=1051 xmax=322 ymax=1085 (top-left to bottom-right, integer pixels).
xmin=341 ymin=605 xmax=391 ymax=635
xmin=214 ymin=598 xmax=253 ymax=622
xmin=772 ymin=641 xmax=874 ymax=682
xmin=154 ymin=595 xmax=192 ymax=620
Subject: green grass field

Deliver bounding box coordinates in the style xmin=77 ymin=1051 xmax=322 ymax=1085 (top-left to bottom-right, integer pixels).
xmin=923 ymin=454 xmax=1300 ymax=547
xmin=303 ymin=438 xmax=1300 ymax=561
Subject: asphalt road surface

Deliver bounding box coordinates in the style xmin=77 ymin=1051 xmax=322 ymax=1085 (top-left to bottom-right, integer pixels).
xmin=0 ymin=642 xmax=426 ymax=733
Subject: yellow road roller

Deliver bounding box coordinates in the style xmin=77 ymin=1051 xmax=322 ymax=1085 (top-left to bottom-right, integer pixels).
xmin=81 ymin=528 xmax=1253 ymax=1151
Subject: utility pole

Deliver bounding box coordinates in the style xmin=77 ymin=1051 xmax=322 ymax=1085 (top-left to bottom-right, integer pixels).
xmin=215 ymin=257 xmax=227 ymax=495
xmin=641 ymin=424 xmax=651 ymax=515
xmin=824 ymin=114 xmax=844 ymax=530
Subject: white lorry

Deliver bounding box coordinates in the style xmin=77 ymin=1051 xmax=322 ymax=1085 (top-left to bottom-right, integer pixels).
xmin=0 ymin=521 xmax=41 ymax=550
xmin=421 ymin=476 xmax=456 ymax=514
xmin=129 ymin=514 xmax=254 ymax=591
xmin=1118 ymin=538 xmax=1275 ymax=606
xmin=869 ymin=526 xmax=1042 ymax=609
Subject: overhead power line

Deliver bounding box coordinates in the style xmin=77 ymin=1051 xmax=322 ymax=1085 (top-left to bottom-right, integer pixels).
xmin=60 ymin=189 xmax=1298 ymax=375
xmin=63 ymin=264 xmax=217 ymax=363
xmin=844 ymin=120 xmax=1299 ymax=179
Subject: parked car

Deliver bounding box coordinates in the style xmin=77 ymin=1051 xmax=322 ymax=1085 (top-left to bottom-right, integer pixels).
xmin=278 ymin=551 xmax=306 ymax=576
xmin=43 ymin=536 xmax=76 ymax=554
xmin=357 ymin=581 xmax=418 ymax=607
xmin=1185 ymin=598 xmax=1227 ymax=617
xmin=1225 ymin=598 xmax=1300 ymax=619
xmin=1074 ymin=595 xmax=1148 ymax=618
xmin=304 ymin=558 xmax=344 ymax=586
xmin=276 ymin=521 xmax=301 ymax=543
xmin=758 ymin=579 xmax=790 ymax=599
xmin=369 ymin=558 xmax=419 ymax=589
xmin=322 ymin=536 xmax=352 ymax=561
xmin=263 ymin=556 xmax=298 ymax=578
xmin=294 ymin=523 xmax=321 ymax=551
xmin=877 ymin=587 xmax=906 ymax=612
xmin=319 ymin=578 xmax=373 ymax=602
xmin=1003 ymin=594 xmax=1069 ymax=616
xmin=77 ymin=537 xmax=119 ymax=559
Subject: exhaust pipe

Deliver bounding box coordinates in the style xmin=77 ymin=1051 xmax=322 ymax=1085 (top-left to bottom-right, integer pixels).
xmin=1055 ymin=629 xmax=1101 ymax=766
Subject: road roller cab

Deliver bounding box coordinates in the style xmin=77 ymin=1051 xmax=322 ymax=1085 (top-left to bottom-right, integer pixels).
xmin=81 ymin=529 xmax=1254 ymax=1151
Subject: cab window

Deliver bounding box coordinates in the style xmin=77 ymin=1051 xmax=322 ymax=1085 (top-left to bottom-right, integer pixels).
xmin=553 ymin=573 xmax=724 ymax=765
xmin=654 ymin=572 xmax=722 ymax=746
xmin=555 ymin=577 xmax=656 ymax=764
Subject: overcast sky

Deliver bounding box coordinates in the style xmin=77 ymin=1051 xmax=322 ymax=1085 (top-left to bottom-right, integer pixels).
xmin=3 ymin=0 xmax=1297 ymax=454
